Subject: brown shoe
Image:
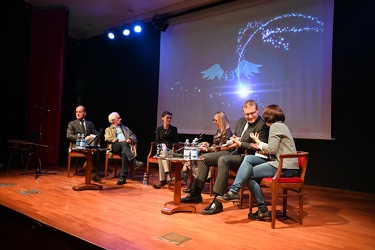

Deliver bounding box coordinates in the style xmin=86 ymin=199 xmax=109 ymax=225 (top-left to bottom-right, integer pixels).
xmin=152 ymin=180 xmax=167 ymax=189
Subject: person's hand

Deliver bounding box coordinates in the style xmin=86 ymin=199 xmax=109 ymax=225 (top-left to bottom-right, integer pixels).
xmin=250 ymin=142 xmax=260 ymax=149
xmin=249 ymin=132 xmax=261 ymax=144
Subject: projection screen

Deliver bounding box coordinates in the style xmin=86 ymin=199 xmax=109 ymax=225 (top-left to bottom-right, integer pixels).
xmin=158 ymin=0 xmax=334 ymax=139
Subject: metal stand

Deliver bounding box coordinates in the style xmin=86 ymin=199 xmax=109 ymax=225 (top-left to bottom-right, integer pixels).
xmin=22 ymin=106 xmax=57 ymax=179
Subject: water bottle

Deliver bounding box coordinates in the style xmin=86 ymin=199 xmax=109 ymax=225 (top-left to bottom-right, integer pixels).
xmin=190 ymin=139 xmax=199 ymax=160
xmin=76 ymin=133 xmax=81 ymax=148
xmin=80 ymin=134 xmax=86 ymax=149
xmin=183 ymin=139 xmax=191 ymax=160
xmin=142 ymin=173 xmax=147 ymax=186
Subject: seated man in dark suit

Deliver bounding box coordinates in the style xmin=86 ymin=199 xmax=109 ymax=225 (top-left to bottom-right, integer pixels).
xmin=104 ymin=112 xmax=144 ymax=185
xmin=66 ymin=105 xmax=101 ymax=182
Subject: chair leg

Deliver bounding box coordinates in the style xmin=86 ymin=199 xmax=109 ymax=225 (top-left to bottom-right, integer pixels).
xmin=283 ymin=189 xmax=288 ymax=217
xmin=271 ymin=188 xmax=278 ymax=229
xmin=238 ymin=186 xmax=244 ymax=209
xmin=299 ymin=190 xmax=304 ymax=225
xmin=104 ymin=157 xmax=108 ymax=180
xmin=146 ymin=162 xmax=150 ymax=185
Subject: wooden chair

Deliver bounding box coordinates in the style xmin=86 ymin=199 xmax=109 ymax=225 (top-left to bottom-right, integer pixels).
xmin=67 ymin=140 xmax=101 ymax=177
xmin=146 ymin=142 xmax=184 ymax=185
xmin=104 ymin=141 xmax=138 ymax=180
xmin=7 ymin=140 xmax=37 ymax=169
xmin=247 ymin=151 xmax=309 ymax=229
xmin=67 ymin=141 xmax=84 ymax=177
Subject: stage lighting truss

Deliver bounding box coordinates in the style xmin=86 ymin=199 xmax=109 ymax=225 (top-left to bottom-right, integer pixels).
xmin=151 ymin=14 xmax=169 ymax=32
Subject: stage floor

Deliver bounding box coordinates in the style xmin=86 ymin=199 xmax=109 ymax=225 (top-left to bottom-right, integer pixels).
xmin=0 ymin=164 xmax=375 ymax=249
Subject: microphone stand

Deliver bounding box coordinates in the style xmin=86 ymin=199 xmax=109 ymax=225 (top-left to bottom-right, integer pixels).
xmin=22 ymin=106 xmax=57 ymax=179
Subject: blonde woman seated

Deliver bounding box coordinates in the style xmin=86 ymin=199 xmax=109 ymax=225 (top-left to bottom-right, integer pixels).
xmin=182 ymin=111 xmax=233 ymax=193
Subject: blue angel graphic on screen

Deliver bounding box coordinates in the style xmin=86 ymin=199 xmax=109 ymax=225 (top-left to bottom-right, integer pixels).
xmin=201 ymin=60 xmax=262 ymax=81
xmin=200 ymin=13 xmax=324 ymax=102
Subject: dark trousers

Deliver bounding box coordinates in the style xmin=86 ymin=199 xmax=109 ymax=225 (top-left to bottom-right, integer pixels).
xmin=111 ymin=141 xmax=135 ymax=177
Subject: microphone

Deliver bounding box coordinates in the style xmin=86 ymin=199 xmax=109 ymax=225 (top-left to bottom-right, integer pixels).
xmin=193 ymin=132 xmax=205 ymax=142
xmin=87 ymin=128 xmax=103 ymax=146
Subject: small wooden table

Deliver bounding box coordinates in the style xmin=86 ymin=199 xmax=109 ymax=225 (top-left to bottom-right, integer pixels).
xmin=70 ymin=147 xmax=107 ymax=191
xmin=161 ymin=157 xmax=203 ymax=215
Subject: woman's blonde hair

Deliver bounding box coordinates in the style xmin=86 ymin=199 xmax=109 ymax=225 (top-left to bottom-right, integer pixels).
xmin=214 ymin=111 xmax=230 ymax=135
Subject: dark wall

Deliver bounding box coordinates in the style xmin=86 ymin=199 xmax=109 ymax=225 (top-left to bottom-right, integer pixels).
xmin=1 ymin=1 xmax=374 ymax=193
xmin=60 ymin=24 xmax=161 ymax=163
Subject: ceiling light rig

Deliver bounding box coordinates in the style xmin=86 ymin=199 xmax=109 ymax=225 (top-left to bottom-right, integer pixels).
xmin=106 ymin=21 xmax=145 ymax=40
xmin=151 ymin=14 xmax=169 ymax=32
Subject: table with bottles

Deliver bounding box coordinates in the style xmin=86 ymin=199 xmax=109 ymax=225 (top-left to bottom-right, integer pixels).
xmin=161 ymin=139 xmax=203 ymax=215
xmin=70 ymin=141 xmax=107 ymax=191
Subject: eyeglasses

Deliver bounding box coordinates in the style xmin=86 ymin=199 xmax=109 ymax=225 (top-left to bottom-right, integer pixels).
xmin=213 ymin=119 xmax=217 ymax=122
xmin=165 ymin=116 xmax=172 ymax=119
xmin=116 ymin=116 xmax=121 ymax=120
xmin=244 ymin=110 xmax=258 ymax=117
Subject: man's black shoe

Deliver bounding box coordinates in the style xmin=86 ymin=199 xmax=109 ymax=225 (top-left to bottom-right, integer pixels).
xmin=132 ymin=160 xmax=144 ymax=170
xmin=248 ymin=210 xmax=271 ymax=221
xmin=181 ymin=193 xmax=202 ymax=203
xmin=182 ymin=187 xmax=192 ymax=193
xmin=202 ymin=200 xmax=223 ymax=215
xmin=216 ymin=191 xmax=240 ymax=203
xmin=117 ymin=177 xmax=126 ymax=185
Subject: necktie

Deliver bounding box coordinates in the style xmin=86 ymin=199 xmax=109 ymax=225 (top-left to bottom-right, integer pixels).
xmin=81 ymin=121 xmax=86 ymax=135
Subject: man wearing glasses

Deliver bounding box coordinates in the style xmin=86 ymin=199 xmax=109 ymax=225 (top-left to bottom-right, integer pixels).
xmin=105 ymin=112 xmax=144 ymax=185
xmin=181 ymin=100 xmax=269 ymax=215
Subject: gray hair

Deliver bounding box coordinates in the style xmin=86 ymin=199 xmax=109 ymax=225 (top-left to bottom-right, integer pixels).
xmin=108 ymin=112 xmax=119 ymax=123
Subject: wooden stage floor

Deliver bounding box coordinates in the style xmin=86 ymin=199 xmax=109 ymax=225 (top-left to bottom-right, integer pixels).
xmin=0 ymin=164 xmax=375 ymax=249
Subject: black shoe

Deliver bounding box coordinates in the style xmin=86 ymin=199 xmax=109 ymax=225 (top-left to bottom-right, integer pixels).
xmin=132 ymin=159 xmax=144 ymax=170
xmin=181 ymin=193 xmax=202 ymax=203
xmin=91 ymin=173 xmax=102 ymax=182
xmin=152 ymin=180 xmax=167 ymax=189
xmin=216 ymin=191 xmax=240 ymax=203
xmin=202 ymin=200 xmax=223 ymax=215
xmin=117 ymin=177 xmax=126 ymax=185
xmin=182 ymin=187 xmax=192 ymax=193
xmin=248 ymin=210 xmax=271 ymax=221
xmin=181 ymin=170 xmax=188 ymax=184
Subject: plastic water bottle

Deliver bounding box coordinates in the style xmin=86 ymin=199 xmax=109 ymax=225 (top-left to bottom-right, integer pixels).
xmin=183 ymin=139 xmax=191 ymax=160
xmin=80 ymin=134 xmax=86 ymax=149
xmin=76 ymin=133 xmax=81 ymax=148
xmin=190 ymin=139 xmax=199 ymax=160
xmin=142 ymin=173 xmax=147 ymax=186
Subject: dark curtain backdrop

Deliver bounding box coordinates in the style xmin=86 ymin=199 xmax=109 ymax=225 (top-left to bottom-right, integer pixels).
xmin=26 ymin=7 xmax=68 ymax=165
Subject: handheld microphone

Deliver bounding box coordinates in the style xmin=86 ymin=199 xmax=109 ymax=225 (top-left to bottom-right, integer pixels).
xmin=87 ymin=128 xmax=103 ymax=146
xmin=196 ymin=132 xmax=205 ymax=142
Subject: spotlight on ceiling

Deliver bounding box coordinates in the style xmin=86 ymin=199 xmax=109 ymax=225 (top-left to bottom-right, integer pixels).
xmin=133 ymin=22 xmax=142 ymax=33
xmin=122 ymin=26 xmax=130 ymax=36
xmin=107 ymin=30 xmax=115 ymax=40
xmin=151 ymin=14 xmax=169 ymax=32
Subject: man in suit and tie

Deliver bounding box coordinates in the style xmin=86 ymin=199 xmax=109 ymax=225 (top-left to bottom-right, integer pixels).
xmin=66 ymin=105 xmax=102 ymax=182
xmin=181 ymin=100 xmax=269 ymax=215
